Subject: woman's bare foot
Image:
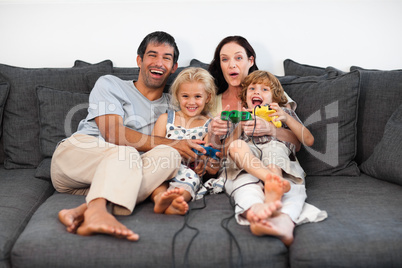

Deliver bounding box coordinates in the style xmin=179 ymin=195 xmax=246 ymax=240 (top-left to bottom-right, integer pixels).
xmin=58 ymin=203 xmax=87 ymax=233
xmin=249 ymin=212 xmax=295 ymax=246
xmin=76 ymin=198 xmax=139 ymax=241
xmin=246 ymin=200 xmax=282 ymax=223
xmin=153 ymin=188 xmax=189 ymax=215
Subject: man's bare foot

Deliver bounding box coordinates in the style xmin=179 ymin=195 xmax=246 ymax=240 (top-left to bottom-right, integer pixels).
xmin=58 ymin=203 xmax=87 ymax=233
xmin=76 ymin=199 xmax=139 ymax=241
xmin=249 ymin=212 xmax=295 ymax=246
xmin=153 ymin=188 xmax=189 ymax=215
xmin=246 ymin=200 xmax=282 ymax=223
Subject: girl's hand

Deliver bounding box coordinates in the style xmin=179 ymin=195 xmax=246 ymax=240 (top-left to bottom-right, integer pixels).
xmin=193 ymin=156 xmax=220 ymax=176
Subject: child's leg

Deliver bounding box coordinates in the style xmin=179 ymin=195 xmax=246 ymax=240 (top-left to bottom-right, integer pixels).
xmin=229 ymin=140 xmax=286 ymax=193
xmin=151 ymin=182 xmax=190 ymax=215
xmin=228 ymin=139 xmax=273 ymax=181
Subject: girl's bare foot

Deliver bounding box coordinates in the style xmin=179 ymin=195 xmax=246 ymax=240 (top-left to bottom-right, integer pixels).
xmin=249 ymin=212 xmax=295 ymax=246
xmin=58 ymin=203 xmax=87 ymax=233
xmin=153 ymin=188 xmax=189 ymax=215
xmin=164 ymin=196 xmax=189 ymax=215
xmin=76 ymin=198 xmax=139 ymax=241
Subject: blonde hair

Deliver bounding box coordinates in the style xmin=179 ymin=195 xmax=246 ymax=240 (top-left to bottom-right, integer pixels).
xmin=170 ymin=67 xmax=217 ymax=115
xmin=240 ymin=70 xmax=288 ymax=108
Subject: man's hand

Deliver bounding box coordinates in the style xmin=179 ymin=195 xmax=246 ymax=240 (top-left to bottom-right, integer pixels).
xmin=171 ymin=139 xmax=205 ymax=162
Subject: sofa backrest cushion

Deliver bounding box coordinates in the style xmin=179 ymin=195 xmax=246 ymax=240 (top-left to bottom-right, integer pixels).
xmin=350 ymin=66 xmax=402 ymax=165
xmin=359 ymin=104 xmax=402 ymax=186
xmin=0 ymin=81 xmax=10 ymax=164
xmin=279 ymin=71 xmax=360 ymax=176
xmin=0 ymin=60 xmax=113 ymax=169
xmin=36 ymin=86 xmax=89 ymax=158
xmin=284 ymin=59 xmax=345 ymax=77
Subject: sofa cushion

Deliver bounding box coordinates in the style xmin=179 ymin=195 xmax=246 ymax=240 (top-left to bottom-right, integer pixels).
xmin=0 ymin=81 xmax=9 ymax=138
xmin=0 ymin=167 xmax=54 ymax=267
xmin=190 ymin=58 xmax=210 ymax=70
xmin=36 ymin=86 xmax=89 ymax=156
xmin=359 ymin=104 xmax=402 ymax=186
xmin=35 ymin=86 xmax=89 ymax=180
xmin=290 ymin=174 xmax=402 ymax=267
xmin=12 ymin=193 xmax=289 ymax=268
xmin=279 ymin=71 xmax=360 ymax=176
xmin=283 ymin=59 xmax=344 ymax=77
xmin=350 ymin=66 xmax=402 ymax=165
xmin=0 ymin=61 xmax=112 ymax=169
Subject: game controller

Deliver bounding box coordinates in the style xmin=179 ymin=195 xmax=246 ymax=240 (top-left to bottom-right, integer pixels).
xmin=192 ymin=145 xmax=220 ymax=160
xmin=220 ymin=110 xmax=252 ymax=123
xmin=252 ymin=105 xmax=282 ymax=128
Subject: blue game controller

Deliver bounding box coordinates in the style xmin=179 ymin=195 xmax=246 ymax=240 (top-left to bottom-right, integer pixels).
xmin=192 ymin=145 xmax=220 ymax=160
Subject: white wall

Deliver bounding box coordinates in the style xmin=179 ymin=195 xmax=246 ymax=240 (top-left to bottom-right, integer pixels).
xmin=0 ymin=0 xmax=401 ymax=75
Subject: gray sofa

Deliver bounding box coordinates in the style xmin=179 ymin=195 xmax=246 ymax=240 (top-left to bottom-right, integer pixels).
xmin=0 ymin=58 xmax=401 ymax=268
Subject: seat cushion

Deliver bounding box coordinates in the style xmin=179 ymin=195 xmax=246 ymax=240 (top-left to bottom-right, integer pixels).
xmin=290 ymin=175 xmax=402 ymax=267
xmin=12 ymin=193 xmax=289 ymax=268
xmin=0 ymin=167 xmax=54 ymax=267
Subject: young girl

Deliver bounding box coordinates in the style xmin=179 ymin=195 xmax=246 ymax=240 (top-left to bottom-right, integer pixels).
xmin=216 ymin=70 xmax=314 ymax=241
xmin=150 ymin=67 xmax=219 ymax=215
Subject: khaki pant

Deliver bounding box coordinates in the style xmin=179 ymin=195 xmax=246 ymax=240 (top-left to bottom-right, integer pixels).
xmin=51 ymin=134 xmax=181 ymax=215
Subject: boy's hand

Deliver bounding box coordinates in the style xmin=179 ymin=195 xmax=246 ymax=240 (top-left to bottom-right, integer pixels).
xmin=269 ymin=103 xmax=288 ymax=123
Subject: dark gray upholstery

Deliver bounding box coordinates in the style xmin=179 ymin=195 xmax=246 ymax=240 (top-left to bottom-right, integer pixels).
xmin=360 ymin=104 xmax=402 ymax=186
xmin=350 ymin=66 xmax=402 ymax=165
xmin=12 ymin=193 xmax=289 ymax=268
xmin=280 ymin=72 xmax=360 ymax=176
xmin=290 ymin=174 xmax=402 ymax=267
xmin=0 ymin=61 xmax=113 ymax=169
xmin=0 ymin=167 xmax=54 ymax=268
xmin=283 ymin=59 xmax=344 ymax=77
xmin=1 ymin=59 xmax=401 ymax=267
xmin=0 ymin=82 xmax=9 ymax=138
xmin=36 ymin=86 xmax=89 ymax=158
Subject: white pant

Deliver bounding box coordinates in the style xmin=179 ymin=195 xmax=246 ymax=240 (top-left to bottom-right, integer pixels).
xmin=224 ymin=172 xmax=307 ymax=225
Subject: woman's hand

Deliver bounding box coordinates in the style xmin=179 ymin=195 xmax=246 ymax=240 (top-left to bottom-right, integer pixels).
xmin=240 ymin=110 xmax=276 ymax=137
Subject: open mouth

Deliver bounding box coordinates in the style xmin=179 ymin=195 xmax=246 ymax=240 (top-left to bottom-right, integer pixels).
xmin=187 ymin=107 xmax=198 ymax=112
xmin=150 ymin=69 xmax=164 ymax=77
xmin=229 ymin=72 xmax=239 ymax=77
xmin=251 ymin=96 xmax=263 ymax=106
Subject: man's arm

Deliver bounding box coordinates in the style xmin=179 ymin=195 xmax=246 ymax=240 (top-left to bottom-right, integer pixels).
xmin=95 ymin=114 xmax=204 ymax=160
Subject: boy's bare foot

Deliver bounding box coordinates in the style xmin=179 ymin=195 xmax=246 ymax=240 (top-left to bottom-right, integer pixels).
xmin=58 ymin=203 xmax=87 ymax=233
xmin=76 ymin=198 xmax=139 ymax=241
xmin=249 ymin=212 xmax=295 ymax=246
xmin=153 ymin=188 xmax=189 ymax=215
xmin=264 ymin=174 xmax=290 ymax=203
xmin=246 ymin=200 xmax=282 ymax=223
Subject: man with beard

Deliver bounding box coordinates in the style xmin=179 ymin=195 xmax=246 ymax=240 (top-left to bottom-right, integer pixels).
xmin=51 ymin=31 xmax=204 ymax=241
